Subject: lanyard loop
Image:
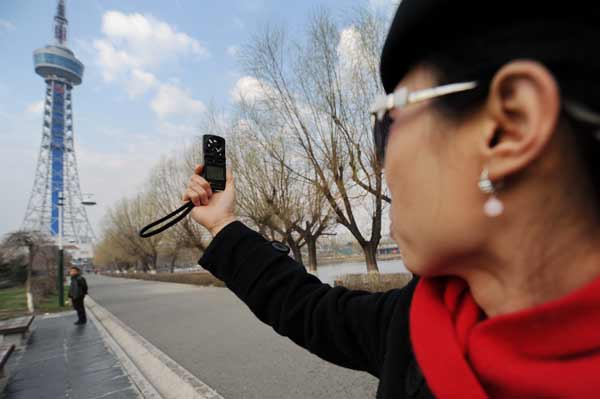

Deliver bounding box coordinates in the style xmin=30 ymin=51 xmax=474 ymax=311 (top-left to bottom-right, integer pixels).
xmin=139 ymin=202 xmax=194 ymax=238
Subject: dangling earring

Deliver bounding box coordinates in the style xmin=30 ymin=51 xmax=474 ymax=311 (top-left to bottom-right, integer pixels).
xmin=478 ymin=168 xmax=504 ymax=217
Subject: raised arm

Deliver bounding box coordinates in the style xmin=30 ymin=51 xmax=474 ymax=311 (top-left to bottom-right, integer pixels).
xmin=199 ymin=221 xmax=418 ymax=377
xmin=182 ymin=165 xmax=416 ymax=376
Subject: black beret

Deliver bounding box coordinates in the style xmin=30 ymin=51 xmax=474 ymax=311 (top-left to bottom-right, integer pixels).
xmin=379 ymin=0 xmax=599 ymax=94
xmin=380 ymin=0 xmax=447 ymax=93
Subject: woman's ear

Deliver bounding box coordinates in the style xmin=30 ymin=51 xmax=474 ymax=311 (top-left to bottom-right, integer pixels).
xmin=483 ymin=60 xmax=561 ymax=181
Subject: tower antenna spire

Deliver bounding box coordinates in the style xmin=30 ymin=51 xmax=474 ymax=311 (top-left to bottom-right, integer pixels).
xmin=54 ymin=0 xmax=68 ymax=45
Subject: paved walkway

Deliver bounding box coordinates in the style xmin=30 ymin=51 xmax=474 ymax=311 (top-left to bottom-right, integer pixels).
xmin=88 ymin=275 xmax=378 ymax=399
xmin=5 ymin=312 xmax=140 ymax=399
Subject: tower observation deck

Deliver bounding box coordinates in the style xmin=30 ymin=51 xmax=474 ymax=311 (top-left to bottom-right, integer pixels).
xmin=23 ymin=0 xmax=95 ymax=249
xmin=34 ymin=0 xmax=83 ymax=85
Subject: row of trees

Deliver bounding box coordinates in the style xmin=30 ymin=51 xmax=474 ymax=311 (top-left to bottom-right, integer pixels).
xmin=93 ymin=146 xmax=208 ymax=272
xmin=94 ymin=8 xmax=392 ymax=273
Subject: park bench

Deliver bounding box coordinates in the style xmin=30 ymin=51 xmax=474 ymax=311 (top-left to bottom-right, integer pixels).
xmin=0 ymin=344 xmax=15 ymax=393
xmin=0 ymin=315 xmax=34 ymax=347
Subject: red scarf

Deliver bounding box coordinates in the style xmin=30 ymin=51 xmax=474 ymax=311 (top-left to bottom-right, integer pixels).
xmin=410 ymin=275 xmax=600 ymax=398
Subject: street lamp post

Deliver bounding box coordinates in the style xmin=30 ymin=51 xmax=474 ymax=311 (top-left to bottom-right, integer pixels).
xmin=57 ymin=192 xmax=64 ymax=307
xmin=81 ymin=194 xmax=97 ymax=271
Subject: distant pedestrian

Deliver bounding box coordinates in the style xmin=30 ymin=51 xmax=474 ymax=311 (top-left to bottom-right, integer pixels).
xmin=68 ymin=266 xmax=88 ymax=325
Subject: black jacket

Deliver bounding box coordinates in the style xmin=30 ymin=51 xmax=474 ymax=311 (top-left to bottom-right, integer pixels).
xmin=69 ymin=274 xmax=88 ymax=300
xmin=199 ymin=221 xmax=435 ymax=398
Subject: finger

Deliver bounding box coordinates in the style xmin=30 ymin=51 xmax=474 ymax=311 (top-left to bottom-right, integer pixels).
xmin=191 ymin=175 xmax=213 ymax=197
xmin=198 ymin=188 xmax=209 ymax=205
xmin=194 ymin=164 xmax=203 ymax=175
xmin=190 ymin=181 xmax=212 ymax=201
xmin=186 ymin=188 xmax=202 ymax=207
xmin=188 ymin=183 xmax=209 ymax=205
xmin=183 ymin=185 xmax=202 ymax=202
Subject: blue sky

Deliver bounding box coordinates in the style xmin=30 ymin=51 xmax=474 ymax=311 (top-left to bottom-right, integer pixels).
xmin=0 ymin=0 xmax=396 ymax=238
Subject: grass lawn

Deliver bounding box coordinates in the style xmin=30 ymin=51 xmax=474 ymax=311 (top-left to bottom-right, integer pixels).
xmin=37 ymin=287 xmax=70 ymax=314
xmin=0 ymin=286 xmax=28 ymax=320
xmin=0 ymin=285 xmax=71 ymax=320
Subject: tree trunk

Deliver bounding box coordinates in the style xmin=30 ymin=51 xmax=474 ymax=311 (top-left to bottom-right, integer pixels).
xmin=139 ymin=261 xmax=148 ymax=273
xmin=25 ymin=265 xmax=35 ymax=313
xmin=362 ymin=243 xmax=379 ymax=273
xmin=306 ymin=236 xmax=318 ymax=272
xmin=287 ymin=239 xmax=304 ymax=266
xmin=25 ymin=250 xmax=35 ymax=313
xmin=169 ymin=253 xmax=178 ymax=273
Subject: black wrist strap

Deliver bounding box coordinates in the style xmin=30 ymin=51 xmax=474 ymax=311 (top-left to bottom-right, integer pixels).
xmin=139 ymin=202 xmax=194 ymax=238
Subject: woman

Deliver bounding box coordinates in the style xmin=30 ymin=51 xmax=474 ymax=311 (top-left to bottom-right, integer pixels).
xmin=183 ymin=1 xmax=600 ymax=397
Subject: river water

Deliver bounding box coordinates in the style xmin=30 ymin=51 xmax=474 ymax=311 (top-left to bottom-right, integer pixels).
xmin=312 ymin=258 xmax=409 ymax=286
xmin=174 ymin=258 xmax=410 ymax=286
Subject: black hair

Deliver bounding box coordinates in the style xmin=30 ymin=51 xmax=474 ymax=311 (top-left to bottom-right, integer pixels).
xmin=418 ymin=17 xmax=600 ymax=203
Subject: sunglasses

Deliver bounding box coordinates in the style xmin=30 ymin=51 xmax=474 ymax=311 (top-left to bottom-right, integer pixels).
xmin=369 ymin=81 xmax=478 ymax=167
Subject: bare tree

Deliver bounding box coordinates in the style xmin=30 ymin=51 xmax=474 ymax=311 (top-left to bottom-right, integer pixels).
xmin=93 ymin=232 xmax=136 ymax=272
xmin=240 ymin=8 xmax=389 ymax=271
xmin=149 ymin=152 xmax=210 ymax=252
xmin=229 ymin=121 xmax=335 ymax=269
xmin=261 ymin=138 xmax=335 ymax=271
xmin=103 ymin=194 xmax=163 ymax=272
xmin=156 ymin=230 xmax=187 ymax=273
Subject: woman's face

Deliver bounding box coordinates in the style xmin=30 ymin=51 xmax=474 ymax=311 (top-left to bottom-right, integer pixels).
xmin=385 ymin=66 xmax=490 ymax=276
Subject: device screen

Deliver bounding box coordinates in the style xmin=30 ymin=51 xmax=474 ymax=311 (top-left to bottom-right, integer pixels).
xmin=205 ymin=165 xmax=225 ymax=180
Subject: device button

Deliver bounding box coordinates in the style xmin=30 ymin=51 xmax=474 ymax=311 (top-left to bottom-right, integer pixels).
xmin=270 ymin=241 xmax=290 ymax=254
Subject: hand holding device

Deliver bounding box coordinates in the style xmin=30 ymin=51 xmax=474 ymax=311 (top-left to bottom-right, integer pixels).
xmin=139 ymin=134 xmax=235 ymax=238
xmin=183 ymin=164 xmax=236 ymax=236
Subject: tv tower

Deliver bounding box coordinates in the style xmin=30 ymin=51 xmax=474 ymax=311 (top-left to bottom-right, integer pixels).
xmin=22 ymin=0 xmax=95 ymax=248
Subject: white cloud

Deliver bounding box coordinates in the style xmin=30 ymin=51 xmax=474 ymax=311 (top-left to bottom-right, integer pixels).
xmin=0 ymin=19 xmax=15 ymax=32
xmin=93 ymin=39 xmax=138 ymax=82
xmin=125 ymin=69 xmax=158 ymax=98
xmin=369 ymin=0 xmax=400 ymax=15
xmin=337 ymin=27 xmax=362 ymax=69
xmin=101 ymin=11 xmax=208 ymax=61
xmin=94 ymin=11 xmax=209 ymax=82
xmin=91 ymin=11 xmax=209 ymax=125
xmin=231 ymin=76 xmax=270 ymax=104
xmin=25 ymin=100 xmax=45 ymax=116
xmin=150 ymin=83 xmax=206 ymax=119
xmin=227 ymin=45 xmax=240 ymax=57
xmin=102 ymin=11 xmax=208 ymax=57
xmin=336 ymin=26 xmax=374 ymax=82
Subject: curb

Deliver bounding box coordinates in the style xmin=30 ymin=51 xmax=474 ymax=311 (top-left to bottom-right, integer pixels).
xmin=87 ymin=306 xmax=160 ymax=399
xmin=86 ymin=297 xmax=224 ymax=399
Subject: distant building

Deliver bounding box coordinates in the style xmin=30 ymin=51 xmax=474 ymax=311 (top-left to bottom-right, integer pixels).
xmin=377 ymin=244 xmax=400 ymax=256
